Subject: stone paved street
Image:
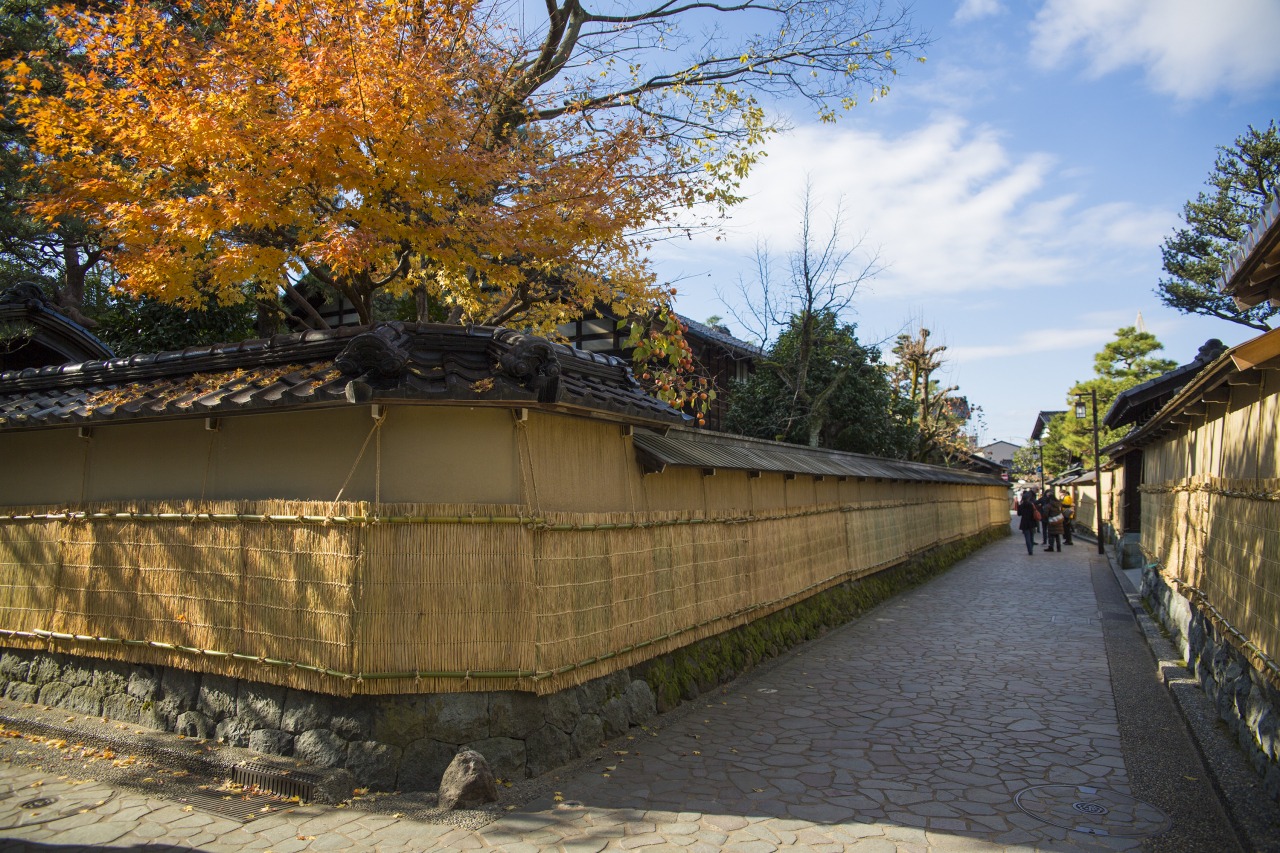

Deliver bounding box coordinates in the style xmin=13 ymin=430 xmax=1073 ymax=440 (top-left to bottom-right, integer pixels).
xmin=0 ymin=523 xmax=1246 ymax=851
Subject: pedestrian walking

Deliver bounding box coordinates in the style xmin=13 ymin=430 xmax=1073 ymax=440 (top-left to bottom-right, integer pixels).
xmin=1061 ymin=491 xmax=1075 ymax=545
xmin=1038 ymin=488 xmax=1052 ymax=544
xmin=1016 ymin=489 xmax=1040 ymax=555
xmin=1042 ymin=491 xmax=1063 ymax=552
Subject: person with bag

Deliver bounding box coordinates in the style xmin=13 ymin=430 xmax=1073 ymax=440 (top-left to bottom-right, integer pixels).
xmin=1061 ymin=491 xmax=1075 ymax=545
xmin=1042 ymin=492 xmax=1064 ymax=552
xmin=1016 ymin=489 xmax=1040 ymax=555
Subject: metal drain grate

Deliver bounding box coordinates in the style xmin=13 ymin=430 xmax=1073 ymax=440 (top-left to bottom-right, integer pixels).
xmin=1015 ymin=785 xmax=1171 ymax=837
xmin=232 ymin=761 xmax=322 ymax=803
xmin=180 ymin=790 xmax=298 ymax=823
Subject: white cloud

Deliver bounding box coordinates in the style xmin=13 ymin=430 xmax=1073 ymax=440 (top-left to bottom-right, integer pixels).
xmin=1029 ymin=0 xmax=1280 ymax=99
xmin=954 ymin=0 xmax=1003 ymax=23
xmin=653 ymin=118 xmax=1167 ymax=304
xmin=947 ymin=323 xmax=1119 ymax=364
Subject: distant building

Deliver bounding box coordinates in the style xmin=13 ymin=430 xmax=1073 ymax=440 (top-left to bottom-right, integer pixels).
xmin=978 ymin=440 xmax=1020 ymax=470
xmin=1029 ymin=410 xmax=1065 ymax=443
xmin=559 ymin=312 xmax=759 ymax=431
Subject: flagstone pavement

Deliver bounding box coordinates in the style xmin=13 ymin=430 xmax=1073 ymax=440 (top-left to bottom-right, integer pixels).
xmin=0 ymin=522 xmax=1249 ymax=852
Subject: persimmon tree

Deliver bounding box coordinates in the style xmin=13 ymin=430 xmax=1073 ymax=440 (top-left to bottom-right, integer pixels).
xmin=6 ymin=0 xmax=922 ymax=402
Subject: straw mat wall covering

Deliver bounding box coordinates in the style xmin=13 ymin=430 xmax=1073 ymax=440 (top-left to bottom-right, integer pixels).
xmin=1140 ymin=475 xmax=1280 ymax=675
xmin=0 ymin=486 xmax=1006 ymax=697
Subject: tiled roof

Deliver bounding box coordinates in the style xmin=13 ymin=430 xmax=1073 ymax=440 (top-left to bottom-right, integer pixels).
xmin=0 ymin=322 xmax=688 ymax=432
xmin=1030 ymin=411 xmax=1065 ymax=441
xmin=1221 ymin=194 xmax=1280 ymax=308
xmin=1102 ymin=339 xmax=1226 ymax=430
xmin=0 ymin=283 xmax=115 ymax=370
xmin=633 ymin=427 xmax=1003 ymax=485
xmin=678 ymin=315 xmax=762 ymax=359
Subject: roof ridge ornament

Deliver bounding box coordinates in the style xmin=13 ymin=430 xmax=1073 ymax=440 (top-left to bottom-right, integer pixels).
xmin=1195 ymin=339 xmax=1227 ymax=364
xmin=0 ymin=282 xmax=51 ymax=308
xmin=494 ymin=330 xmax=562 ymax=404
xmin=336 ymin=324 xmax=411 ymax=401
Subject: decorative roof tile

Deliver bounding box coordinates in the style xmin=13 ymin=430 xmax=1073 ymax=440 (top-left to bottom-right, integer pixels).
xmin=0 ymin=322 xmax=687 ymax=431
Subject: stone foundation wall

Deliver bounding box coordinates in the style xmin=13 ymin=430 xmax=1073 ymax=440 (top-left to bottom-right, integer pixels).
xmin=0 ymin=649 xmax=657 ymax=791
xmin=1142 ymin=567 xmax=1280 ymax=801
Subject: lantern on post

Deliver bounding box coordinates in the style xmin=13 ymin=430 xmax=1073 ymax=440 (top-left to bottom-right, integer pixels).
xmin=1076 ymin=390 xmax=1104 ymax=555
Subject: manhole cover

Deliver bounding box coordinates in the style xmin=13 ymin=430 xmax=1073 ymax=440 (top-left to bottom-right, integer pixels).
xmin=0 ymin=780 xmax=116 ymax=829
xmin=1015 ymin=785 xmax=1171 ymax=837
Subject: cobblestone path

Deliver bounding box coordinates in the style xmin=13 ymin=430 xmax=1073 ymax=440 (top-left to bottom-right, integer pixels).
xmin=0 ymin=524 xmax=1240 ymax=851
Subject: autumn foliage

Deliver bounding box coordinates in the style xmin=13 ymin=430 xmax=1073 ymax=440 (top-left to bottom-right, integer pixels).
xmin=6 ymin=0 xmax=922 ymax=411
xmin=6 ymin=0 xmax=681 ymax=333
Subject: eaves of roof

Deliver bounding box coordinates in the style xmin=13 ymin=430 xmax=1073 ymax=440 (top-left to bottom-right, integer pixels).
xmin=1030 ymin=410 xmax=1066 ymax=441
xmin=1102 ymin=327 xmax=1280 ymax=457
xmin=677 ymin=315 xmax=762 ymax=359
xmin=0 ymin=322 xmax=688 ymax=432
xmin=633 ymin=427 xmax=1004 ymax=485
xmin=1221 ymin=194 xmax=1280 ymax=309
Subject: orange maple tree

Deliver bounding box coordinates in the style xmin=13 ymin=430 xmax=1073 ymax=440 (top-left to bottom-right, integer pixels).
xmin=8 ymin=0 xmax=684 ymax=332
xmin=6 ymin=0 xmax=921 ymax=412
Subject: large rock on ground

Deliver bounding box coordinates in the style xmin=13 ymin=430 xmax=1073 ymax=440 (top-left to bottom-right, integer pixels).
xmin=437 ymin=749 xmax=497 ymax=810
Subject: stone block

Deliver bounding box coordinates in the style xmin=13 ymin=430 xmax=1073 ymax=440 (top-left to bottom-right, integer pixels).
xmin=281 ymin=690 xmax=332 ymax=734
xmin=294 ymin=729 xmax=347 ymax=768
xmin=437 ymin=749 xmax=497 ymax=810
xmin=488 ymin=691 xmax=544 ymax=738
xmin=215 ymin=716 xmax=256 ymax=747
xmin=161 ymin=668 xmax=200 ymax=710
xmin=238 ymin=682 xmax=285 ymax=729
xmin=59 ymin=660 xmax=95 ymax=688
xmin=127 ymin=667 xmax=162 ymax=701
xmin=138 ymin=706 xmax=168 ymax=732
xmin=176 ymin=710 xmax=213 ymax=739
xmin=248 ymin=729 xmax=293 ymax=756
xmin=102 ymin=693 xmax=143 ymax=725
xmin=92 ymin=660 xmax=130 ymax=695
xmin=570 ymin=714 xmax=604 ymax=757
xmin=398 ymin=738 xmax=456 ymax=792
xmin=1257 ymin=709 xmax=1279 ymax=760
xmin=605 ymin=670 xmax=630 ymax=699
xmin=198 ymin=674 xmax=238 ymax=720
xmin=1266 ymin=764 xmax=1280 ymax=802
xmin=576 ymin=677 xmax=608 ymax=710
xmin=542 ymin=688 xmax=580 ymax=733
xmin=525 ymin=724 xmax=573 ymax=778
xmin=371 ymin=696 xmax=430 ymax=746
xmin=431 ymin=693 xmax=489 ymax=744
xmin=0 ymin=652 xmax=30 ymax=682
xmin=38 ymin=681 xmax=71 ymax=707
xmin=345 ymin=740 xmax=402 ymax=791
xmin=465 ymin=736 xmax=526 ymax=782
xmin=600 ymin=696 xmax=629 ymax=739
xmin=6 ymin=682 xmax=38 ymax=703
xmin=625 ymin=679 xmax=656 ymax=725
xmin=29 ymin=655 xmax=60 ymax=686
xmin=329 ymin=699 xmax=373 ymax=741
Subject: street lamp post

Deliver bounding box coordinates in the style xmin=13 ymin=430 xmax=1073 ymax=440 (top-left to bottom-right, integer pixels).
xmin=1036 ymin=440 xmax=1044 ymax=492
xmin=1076 ymin=390 xmax=1105 ymax=555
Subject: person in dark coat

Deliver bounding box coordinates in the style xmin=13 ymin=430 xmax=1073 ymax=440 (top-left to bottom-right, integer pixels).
xmin=1016 ymin=490 xmax=1039 ymax=555
xmin=1038 ymin=488 xmax=1053 ymax=544
xmin=1042 ymin=492 xmax=1063 ymax=552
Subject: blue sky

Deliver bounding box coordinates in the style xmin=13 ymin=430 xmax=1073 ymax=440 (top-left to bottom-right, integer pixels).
xmin=648 ymin=0 xmax=1280 ymax=447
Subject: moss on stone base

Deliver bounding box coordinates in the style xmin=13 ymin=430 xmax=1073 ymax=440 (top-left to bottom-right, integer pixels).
xmin=639 ymin=524 xmax=1008 ymax=712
